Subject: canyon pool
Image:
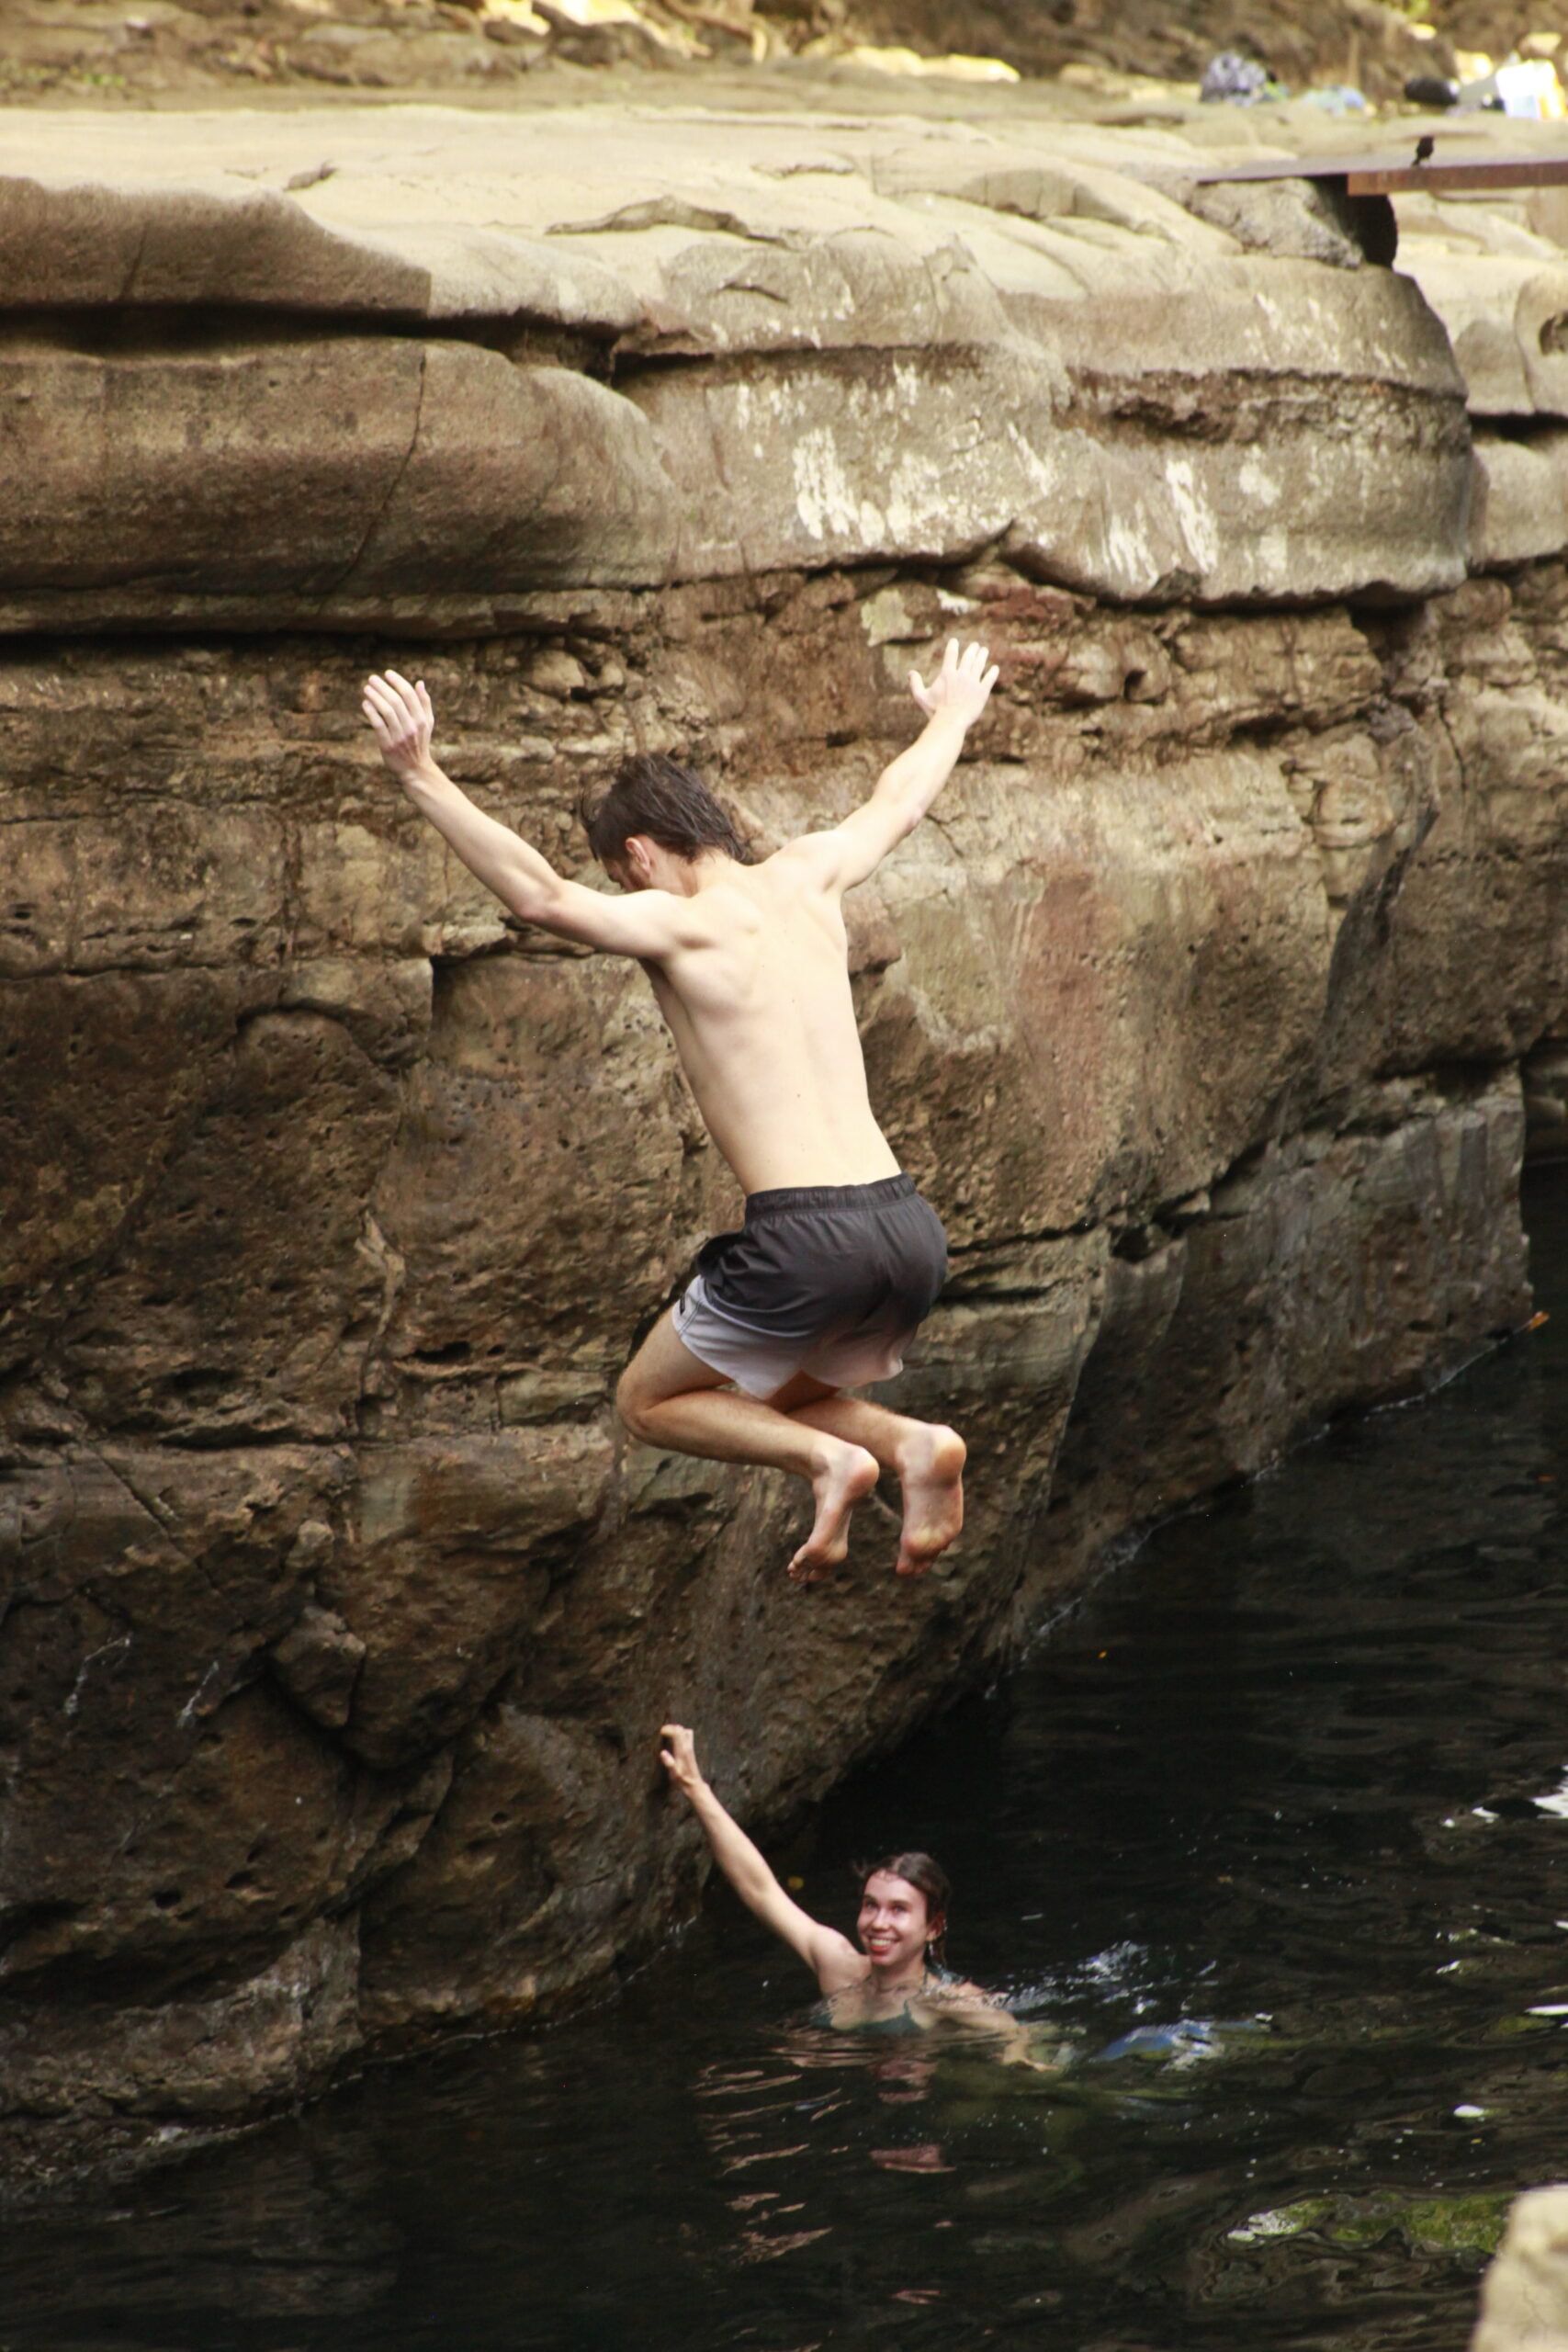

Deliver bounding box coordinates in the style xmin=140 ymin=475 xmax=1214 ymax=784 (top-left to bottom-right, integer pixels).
xmin=6 ymin=1169 xmax=1568 ymax=2352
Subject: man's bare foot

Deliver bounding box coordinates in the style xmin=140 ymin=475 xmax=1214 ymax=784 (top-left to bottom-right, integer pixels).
xmin=893 ymin=1422 xmax=965 ymax=1577
xmin=788 ymin=1439 xmax=880 ymax=1583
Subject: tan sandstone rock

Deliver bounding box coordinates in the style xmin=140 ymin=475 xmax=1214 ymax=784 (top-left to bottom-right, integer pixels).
xmin=1471 ymin=431 xmax=1568 ymax=570
xmin=0 ymin=107 xmax=1472 ymax=626
xmin=0 ymin=341 xmax=680 ymax=605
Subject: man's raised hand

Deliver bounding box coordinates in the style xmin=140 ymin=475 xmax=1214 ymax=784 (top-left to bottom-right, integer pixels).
xmin=910 ymin=639 xmax=998 ymax=728
xmin=363 ymin=669 xmax=436 ymax=784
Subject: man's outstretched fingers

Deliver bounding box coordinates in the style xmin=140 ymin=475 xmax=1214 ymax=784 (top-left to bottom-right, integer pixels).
xmin=363 ymin=670 xmax=436 ymax=779
xmin=909 ymin=639 xmax=997 ymax=722
xmin=364 ymin=675 xmax=407 ymax=730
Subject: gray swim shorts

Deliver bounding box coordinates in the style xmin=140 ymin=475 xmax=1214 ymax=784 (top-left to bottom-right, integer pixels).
xmin=672 ymin=1173 xmax=948 ymax=1399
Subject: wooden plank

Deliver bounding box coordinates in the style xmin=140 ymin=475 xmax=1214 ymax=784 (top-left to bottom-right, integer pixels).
xmin=1196 ymin=153 xmax=1417 ymax=183
xmin=1196 ymin=151 xmax=1568 ymax=193
xmin=1348 ymin=156 xmax=1568 ymax=192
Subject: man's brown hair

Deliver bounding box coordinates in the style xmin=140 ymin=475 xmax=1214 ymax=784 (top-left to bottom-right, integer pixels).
xmin=580 ymin=752 xmax=753 ymax=868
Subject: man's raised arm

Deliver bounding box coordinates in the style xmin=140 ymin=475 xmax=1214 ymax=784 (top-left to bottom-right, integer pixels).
xmin=361 ymin=670 xmax=685 ymax=958
xmin=788 ymin=639 xmax=998 ymax=896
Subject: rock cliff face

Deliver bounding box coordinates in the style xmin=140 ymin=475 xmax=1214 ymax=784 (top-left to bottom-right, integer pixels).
xmin=3 ymin=103 xmax=1565 ymax=2180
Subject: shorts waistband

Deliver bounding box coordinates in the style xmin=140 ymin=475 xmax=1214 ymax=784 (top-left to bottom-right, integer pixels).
xmin=744 ymin=1173 xmax=917 ymax=1219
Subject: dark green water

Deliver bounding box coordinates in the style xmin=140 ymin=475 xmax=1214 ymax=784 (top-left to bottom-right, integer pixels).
xmin=7 ymin=1172 xmax=1568 ymax=2352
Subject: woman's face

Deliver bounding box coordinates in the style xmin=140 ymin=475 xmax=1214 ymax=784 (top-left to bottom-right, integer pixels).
xmin=857 ymin=1871 xmax=935 ymax=1977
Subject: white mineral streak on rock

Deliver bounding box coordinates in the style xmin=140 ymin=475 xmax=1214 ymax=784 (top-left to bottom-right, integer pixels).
xmin=1238 ymin=458 xmax=1281 ymax=511
xmin=792 ymin=423 xmax=881 ymax=546
xmin=884 ymin=447 xmax=950 ymax=549
xmin=1163 ymin=458 xmax=1221 ymax=580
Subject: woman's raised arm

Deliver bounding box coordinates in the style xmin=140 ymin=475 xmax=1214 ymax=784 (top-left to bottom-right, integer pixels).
xmin=660 ymin=1724 xmax=863 ymax=1994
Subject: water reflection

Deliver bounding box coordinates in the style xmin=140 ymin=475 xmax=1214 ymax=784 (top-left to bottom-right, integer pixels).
xmin=5 ymin=1170 xmax=1568 ymax=2351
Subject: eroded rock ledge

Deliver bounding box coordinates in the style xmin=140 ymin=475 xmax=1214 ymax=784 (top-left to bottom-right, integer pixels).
xmin=2 ymin=104 xmax=1566 ymax=2183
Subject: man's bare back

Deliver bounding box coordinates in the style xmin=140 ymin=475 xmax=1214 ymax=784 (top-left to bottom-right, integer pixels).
xmin=637 ymin=855 xmax=897 ymax=1196
xmin=362 ymin=640 xmax=998 ymax=1579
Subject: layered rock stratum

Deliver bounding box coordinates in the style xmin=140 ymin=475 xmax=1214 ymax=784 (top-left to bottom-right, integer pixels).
xmin=3 ymin=96 xmax=1567 ymax=2181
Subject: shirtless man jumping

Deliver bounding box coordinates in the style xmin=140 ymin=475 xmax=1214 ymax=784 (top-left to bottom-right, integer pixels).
xmin=361 ymin=639 xmax=998 ymax=1582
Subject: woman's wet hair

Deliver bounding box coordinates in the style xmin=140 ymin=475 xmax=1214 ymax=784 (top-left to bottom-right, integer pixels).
xmin=579 ymin=752 xmax=754 ymax=869
xmin=853 ymin=1851 xmax=952 ymax=1965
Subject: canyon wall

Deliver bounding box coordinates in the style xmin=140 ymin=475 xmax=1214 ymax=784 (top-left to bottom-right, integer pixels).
xmin=2 ymin=103 xmax=1566 ymax=2180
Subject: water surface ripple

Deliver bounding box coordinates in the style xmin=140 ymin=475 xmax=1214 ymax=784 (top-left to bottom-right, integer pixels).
xmin=7 ymin=1171 xmax=1568 ymax=2351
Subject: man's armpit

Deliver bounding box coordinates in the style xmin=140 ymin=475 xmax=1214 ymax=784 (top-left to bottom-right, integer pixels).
xmin=541 ymin=877 xmax=691 ymax=958
xmin=771 ymin=829 xmax=848 ymax=879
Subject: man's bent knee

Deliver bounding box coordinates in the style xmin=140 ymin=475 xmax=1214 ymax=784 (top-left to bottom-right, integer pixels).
xmin=615 ymin=1365 xmax=657 ymax=1443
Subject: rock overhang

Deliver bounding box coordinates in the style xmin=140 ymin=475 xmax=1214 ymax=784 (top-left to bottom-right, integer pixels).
xmin=0 ymin=104 xmax=1480 ymax=628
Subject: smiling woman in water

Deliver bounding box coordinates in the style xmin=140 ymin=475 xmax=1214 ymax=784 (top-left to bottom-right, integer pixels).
xmin=660 ymin=1723 xmax=1043 ymax=2052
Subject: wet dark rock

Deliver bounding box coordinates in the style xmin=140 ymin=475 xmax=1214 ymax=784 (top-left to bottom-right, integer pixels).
xmin=271 ymin=1597 xmax=367 ymax=1731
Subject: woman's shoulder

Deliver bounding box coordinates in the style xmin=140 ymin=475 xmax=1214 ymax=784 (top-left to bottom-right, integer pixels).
xmin=923 ymin=1970 xmax=999 ymax=2007
xmin=814 ymin=1935 xmax=871 ymax=1998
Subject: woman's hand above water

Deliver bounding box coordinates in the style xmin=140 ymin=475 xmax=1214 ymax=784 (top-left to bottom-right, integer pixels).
xmin=658 ymin=1722 xmax=864 ymax=1996
xmin=660 ymin=1723 xmax=706 ymax=1803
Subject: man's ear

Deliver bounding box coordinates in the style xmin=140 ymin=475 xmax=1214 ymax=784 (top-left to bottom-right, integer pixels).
xmin=625 ymin=834 xmax=658 ymax=884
